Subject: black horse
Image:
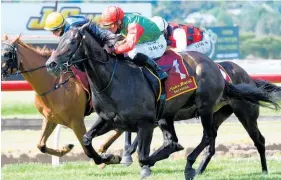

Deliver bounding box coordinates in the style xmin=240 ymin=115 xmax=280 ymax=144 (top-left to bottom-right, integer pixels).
xmin=45 ymin=24 xmax=281 ymax=179
xmin=120 ymin=61 xmax=281 ymax=175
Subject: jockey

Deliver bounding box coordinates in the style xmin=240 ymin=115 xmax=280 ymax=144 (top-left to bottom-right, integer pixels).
xmin=151 ymin=16 xmax=212 ymax=55
xmin=44 ymin=12 xmax=117 ymax=47
xmin=100 ymin=6 xmax=168 ymax=80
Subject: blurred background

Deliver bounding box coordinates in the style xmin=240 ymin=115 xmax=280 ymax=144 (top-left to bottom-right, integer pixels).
xmin=2 ymin=0 xmax=281 ymax=81
xmin=1 ymin=0 xmax=281 ymax=175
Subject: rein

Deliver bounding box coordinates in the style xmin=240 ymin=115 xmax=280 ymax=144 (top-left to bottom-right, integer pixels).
xmin=91 ymin=57 xmax=118 ymax=94
xmin=38 ymin=72 xmax=76 ymax=96
xmin=2 ymin=42 xmax=46 ymax=74
xmin=2 ymin=42 xmax=74 ymax=97
xmin=62 ymin=33 xmax=117 ymax=94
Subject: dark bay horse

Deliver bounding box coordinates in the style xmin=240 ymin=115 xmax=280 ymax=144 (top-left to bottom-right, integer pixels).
xmin=45 ymin=25 xmax=281 ymax=179
xmin=1 ymin=35 xmax=93 ymax=158
xmin=101 ymin=60 xmax=281 ymax=174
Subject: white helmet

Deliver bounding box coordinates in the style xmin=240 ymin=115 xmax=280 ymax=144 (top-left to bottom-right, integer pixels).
xmin=150 ymin=16 xmax=168 ymax=32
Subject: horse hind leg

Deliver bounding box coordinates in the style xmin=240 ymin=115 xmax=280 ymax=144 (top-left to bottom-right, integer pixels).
xmin=233 ymin=102 xmax=268 ymax=174
xmin=196 ymin=105 xmax=233 ymax=174
xmin=98 ymin=129 xmax=123 ymax=169
xmin=121 ymin=131 xmax=134 ymax=166
xmin=98 ymin=130 xmax=123 ymax=153
xmin=185 ymin=103 xmax=216 ymax=179
xmin=37 ymin=118 xmax=74 ymax=157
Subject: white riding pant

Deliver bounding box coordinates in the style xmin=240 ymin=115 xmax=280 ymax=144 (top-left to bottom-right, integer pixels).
xmin=127 ymin=35 xmax=167 ymax=59
xmin=185 ymin=33 xmax=212 ymax=55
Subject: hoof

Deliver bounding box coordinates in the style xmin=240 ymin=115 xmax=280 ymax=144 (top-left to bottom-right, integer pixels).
xmin=101 ymin=154 xmax=122 ymax=164
xmin=120 ymin=155 xmax=133 ymax=166
xmin=62 ymin=144 xmax=74 ymax=155
xmin=67 ymin=144 xmax=74 ymax=150
xmin=98 ymin=163 xmax=106 ymax=169
xmin=140 ymin=165 xmax=151 ymax=179
xmin=174 ymin=143 xmax=184 ymax=152
xmin=184 ymin=168 xmax=196 ymax=180
xmin=262 ymin=170 xmax=268 ymax=175
xmin=98 ymin=148 xmax=104 ymax=154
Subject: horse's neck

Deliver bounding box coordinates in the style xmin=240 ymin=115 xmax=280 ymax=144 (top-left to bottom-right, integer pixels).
xmin=84 ymin=38 xmax=114 ymax=93
xmin=17 ymin=44 xmax=57 ymax=95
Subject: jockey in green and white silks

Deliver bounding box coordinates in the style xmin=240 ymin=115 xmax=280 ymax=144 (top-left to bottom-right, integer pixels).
xmin=100 ymin=6 xmax=168 ymax=81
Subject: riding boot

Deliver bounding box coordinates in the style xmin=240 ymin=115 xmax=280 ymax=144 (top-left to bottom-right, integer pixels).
xmin=132 ymin=53 xmax=168 ymax=81
xmin=144 ymin=56 xmax=168 ymax=81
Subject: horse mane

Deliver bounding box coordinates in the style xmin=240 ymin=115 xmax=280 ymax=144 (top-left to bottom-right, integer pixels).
xmin=17 ymin=39 xmax=53 ymax=58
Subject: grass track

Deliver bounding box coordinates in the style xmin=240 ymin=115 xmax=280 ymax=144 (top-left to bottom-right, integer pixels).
xmin=2 ymin=157 xmax=281 ymax=180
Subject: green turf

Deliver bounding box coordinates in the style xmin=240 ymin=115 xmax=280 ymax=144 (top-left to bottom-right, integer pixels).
xmin=2 ymin=157 xmax=281 ymax=180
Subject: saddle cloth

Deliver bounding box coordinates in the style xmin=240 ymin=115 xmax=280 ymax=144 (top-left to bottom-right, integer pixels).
xmin=143 ymin=49 xmax=197 ymax=101
xmin=71 ymin=66 xmax=93 ymax=116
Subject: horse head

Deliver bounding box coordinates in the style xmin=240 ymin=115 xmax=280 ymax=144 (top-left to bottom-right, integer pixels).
xmin=1 ymin=34 xmax=21 ymax=79
xmin=46 ymin=22 xmax=93 ymax=77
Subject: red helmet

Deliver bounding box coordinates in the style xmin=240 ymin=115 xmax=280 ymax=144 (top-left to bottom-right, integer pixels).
xmin=101 ymin=6 xmax=125 ymax=26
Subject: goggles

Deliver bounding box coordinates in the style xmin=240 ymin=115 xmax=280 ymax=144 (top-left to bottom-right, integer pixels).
xmin=101 ymin=23 xmax=116 ymax=29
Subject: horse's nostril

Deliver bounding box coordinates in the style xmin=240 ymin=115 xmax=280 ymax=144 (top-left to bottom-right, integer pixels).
xmin=48 ymin=62 xmax=57 ymax=68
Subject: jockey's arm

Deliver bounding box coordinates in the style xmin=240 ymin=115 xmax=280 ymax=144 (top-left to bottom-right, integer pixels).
xmin=114 ymin=23 xmax=144 ymax=54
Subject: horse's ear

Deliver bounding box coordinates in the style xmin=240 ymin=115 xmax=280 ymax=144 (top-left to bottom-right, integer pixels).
xmin=80 ymin=20 xmax=92 ymax=32
xmin=15 ymin=33 xmax=22 ymax=42
xmin=4 ymin=34 xmax=8 ymax=40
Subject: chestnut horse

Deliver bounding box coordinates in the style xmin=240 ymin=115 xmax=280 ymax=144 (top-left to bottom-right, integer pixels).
xmin=1 ymin=35 xmax=98 ymax=157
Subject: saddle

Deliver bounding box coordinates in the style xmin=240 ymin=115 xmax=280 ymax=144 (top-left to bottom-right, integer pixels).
xmin=71 ymin=66 xmax=94 ymax=116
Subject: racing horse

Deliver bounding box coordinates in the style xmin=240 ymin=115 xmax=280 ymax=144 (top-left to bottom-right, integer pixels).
xmin=1 ymin=35 xmax=94 ymax=158
xmin=45 ymin=24 xmax=281 ymax=179
xmin=101 ymin=61 xmax=281 ymax=176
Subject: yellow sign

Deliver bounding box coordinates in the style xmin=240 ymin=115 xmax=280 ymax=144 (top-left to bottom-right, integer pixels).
xmin=27 ymin=7 xmax=101 ymax=30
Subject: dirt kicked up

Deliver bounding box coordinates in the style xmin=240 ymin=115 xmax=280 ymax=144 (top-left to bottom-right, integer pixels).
xmin=2 ymin=119 xmax=281 ymax=166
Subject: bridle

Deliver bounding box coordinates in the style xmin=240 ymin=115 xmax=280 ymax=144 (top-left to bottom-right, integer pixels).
xmin=58 ymin=29 xmax=117 ymax=94
xmin=1 ymin=42 xmax=46 ymax=75
xmin=1 ymin=41 xmax=74 ymax=96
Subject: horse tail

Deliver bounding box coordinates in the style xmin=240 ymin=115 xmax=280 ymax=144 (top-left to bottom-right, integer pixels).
xmin=224 ymin=81 xmax=281 ymax=110
xmin=254 ymin=79 xmax=281 ymax=93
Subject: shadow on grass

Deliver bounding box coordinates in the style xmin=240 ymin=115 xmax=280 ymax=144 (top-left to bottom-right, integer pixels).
xmin=152 ymin=168 xmax=183 ymax=175
xmin=86 ymin=171 xmax=137 ymax=177
xmin=197 ymin=171 xmax=281 ymax=180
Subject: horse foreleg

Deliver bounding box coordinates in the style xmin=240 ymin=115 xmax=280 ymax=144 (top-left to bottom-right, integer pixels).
xmin=147 ymin=118 xmax=184 ymax=167
xmin=82 ymin=116 xmax=121 ymax=165
xmin=98 ymin=130 xmax=123 ymax=153
xmin=137 ymin=123 xmax=154 ymax=179
xmin=37 ymin=119 xmax=74 ymax=157
xmin=70 ymin=118 xmax=88 ymax=155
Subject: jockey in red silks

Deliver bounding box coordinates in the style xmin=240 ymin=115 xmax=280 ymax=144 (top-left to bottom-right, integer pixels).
xmin=151 ymin=16 xmax=212 ymax=55
xmin=100 ymin=6 xmax=168 ymax=81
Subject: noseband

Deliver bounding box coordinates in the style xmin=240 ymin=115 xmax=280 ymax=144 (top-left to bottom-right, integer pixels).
xmin=2 ymin=42 xmax=46 ymax=75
